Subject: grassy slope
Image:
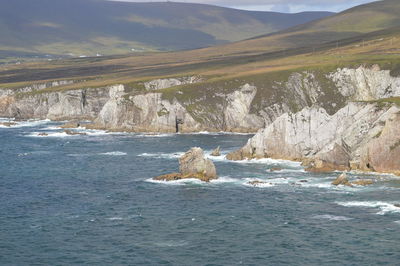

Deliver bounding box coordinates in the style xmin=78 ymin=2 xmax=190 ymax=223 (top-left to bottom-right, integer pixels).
xmin=191 ymin=0 xmax=400 ymax=58
xmin=1 ymin=1 xmax=400 ymax=101
xmin=0 ymin=0 xmax=331 ymax=58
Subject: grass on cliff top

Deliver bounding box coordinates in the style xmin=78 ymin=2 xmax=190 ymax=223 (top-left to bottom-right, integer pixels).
xmin=375 ymin=97 xmax=400 ymax=106
xmin=1 ymin=27 xmax=400 ymax=97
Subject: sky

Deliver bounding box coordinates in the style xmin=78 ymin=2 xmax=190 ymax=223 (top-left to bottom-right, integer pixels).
xmin=111 ymin=0 xmax=379 ymax=13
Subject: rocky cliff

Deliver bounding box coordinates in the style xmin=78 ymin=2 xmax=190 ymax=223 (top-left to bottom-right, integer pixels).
xmin=0 ymin=66 xmax=399 ymax=134
xmin=226 ymin=101 xmax=400 ymax=175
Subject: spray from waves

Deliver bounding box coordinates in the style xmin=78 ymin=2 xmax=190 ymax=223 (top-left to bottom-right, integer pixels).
xmin=98 ymin=151 xmax=127 ymax=156
xmin=336 ymin=201 xmax=400 ymax=215
xmin=311 ymin=214 xmax=353 ymax=221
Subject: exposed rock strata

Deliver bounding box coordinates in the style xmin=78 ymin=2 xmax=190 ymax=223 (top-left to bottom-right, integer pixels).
xmin=0 ymin=66 xmax=399 ymax=134
xmin=227 ymin=102 xmax=400 ymax=175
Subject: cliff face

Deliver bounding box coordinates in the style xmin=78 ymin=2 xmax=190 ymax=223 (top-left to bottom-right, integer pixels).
xmin=227 ymin=102 xmax=400 ymax=174
xmin=0 ymin=66 xmax=399 ymax=134
xmin=225 ymin=65 xmax=400 ymax=175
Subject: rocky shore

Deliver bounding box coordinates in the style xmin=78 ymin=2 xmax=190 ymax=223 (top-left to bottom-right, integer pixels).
xmin=1 ymin=65 xmax=399 ymax=175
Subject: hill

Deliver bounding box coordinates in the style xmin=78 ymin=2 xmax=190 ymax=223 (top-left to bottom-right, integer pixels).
xmin=194 ymin=0 xmax=400 ymax=57
xmin=0 ymin=0 xmax=332 ymax=60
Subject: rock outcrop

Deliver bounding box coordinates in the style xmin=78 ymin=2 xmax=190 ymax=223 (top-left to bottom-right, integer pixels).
xmin=1 ymin=66 xmax=399 ymax=135
xmin=227 ymin=102 xmax=400 ymax=175
xmin=210 ymin=146 xmax=221 ymax=157
xmin=332 ymin=173 xmax=351 ymax=186
xmin=154 ymin=147 xmax=218 ymax=182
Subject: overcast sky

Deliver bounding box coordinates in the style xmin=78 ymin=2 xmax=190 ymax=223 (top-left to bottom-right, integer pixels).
xmin=111 ymin=0 xmax=379 ymax=13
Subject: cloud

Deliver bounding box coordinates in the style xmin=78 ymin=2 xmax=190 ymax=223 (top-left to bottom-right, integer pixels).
xmin=111 ymin=0 xmax=379 ymax=12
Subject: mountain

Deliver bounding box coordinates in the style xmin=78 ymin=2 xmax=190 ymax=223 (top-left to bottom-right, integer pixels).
xmin=0 ymin=0 xmax=332 ymax=59
xmin=196 ymin=0 xmax=400 ymax=57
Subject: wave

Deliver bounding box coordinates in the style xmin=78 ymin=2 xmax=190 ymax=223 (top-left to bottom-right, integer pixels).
xmin=311 ymin=214 xmax=353 ymax=221
xmin=229 ymin=157 xmax=302 ymax=168
xmin=335 ymin=201 xmax=400 ymax=215
xmin=0 ymin=119 xmax=51 ymax=128
xmin=98 ymin=151 xmax=127 ymax=156
xmin=26 ymin=128 xmax=117 ymax=138
xmin=138 ymin=152 xmax=184 ymax=159
xmin=107 ymin=217 xmax=124 ymax=221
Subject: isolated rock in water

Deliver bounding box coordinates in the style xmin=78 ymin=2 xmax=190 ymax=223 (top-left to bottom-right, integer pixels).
xmin=270 ymin=167 xmax=282 ymax=172
xmin=210 ymin=146 xmax=221 ymax=156
xmin=38 ymin=132 xmax=48 ymax=136
xmin=332 ymin=173 xmax=352 ymax=186
xmin=179 ymin=147 xmax=217 ymax=180
xmin=64 ymin=129 xmax=87 ymax=136
xmin=351 ymin=179 xmax=374 ymax=186
xmin=394 ymin=204 xmax=400 ymax=208
xmin=154 ymin=147 xmax=218 ymax=182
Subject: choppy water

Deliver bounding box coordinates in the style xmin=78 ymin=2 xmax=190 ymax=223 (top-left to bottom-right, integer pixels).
xmin=1 ymin=119 xmax=400 ymax=265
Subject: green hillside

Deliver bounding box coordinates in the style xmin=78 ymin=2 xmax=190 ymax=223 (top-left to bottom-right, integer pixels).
xmin=0 ymin=0 xmax=332 ymax=60
xmin=199 ymin=0 xmax=400 ymax=57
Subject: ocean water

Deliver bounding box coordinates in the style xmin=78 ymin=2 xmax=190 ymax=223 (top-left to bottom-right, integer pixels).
xmin=1 ymin=119 xmax=400 ymax=265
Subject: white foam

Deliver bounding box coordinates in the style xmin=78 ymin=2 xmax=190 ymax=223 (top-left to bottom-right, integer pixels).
xmin=27 ymin=132 xmax=71 ymax=138
xmin=99 ymin=151 xmax=127 ymax=156
xmin=243 ymin=178 xmax=275 ymax=188
xmin=138 ymin=152 xmax=184 ymax=159
xmin=154 ymin=240 xmax=188 ymax=247
xmin=146 ymin=178 xmax=205 ymax=186
xmin=336 ymin=201 xmax=400 ymax=215
xmin=107 ymin=217 xmax=124 ymax=221
xmin=210 ymin=176 xmax=241 ymax=184
xmin=312 ymin=214 xmax=353 ymax=221
xmin=230 ymin=157 xmax=302 ymax=168
xmin=0 ymin=119 xmax=51 ymax=128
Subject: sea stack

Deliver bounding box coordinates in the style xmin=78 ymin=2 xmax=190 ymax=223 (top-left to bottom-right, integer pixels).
xmin=154 ymin=147 xmax=218 ymax=182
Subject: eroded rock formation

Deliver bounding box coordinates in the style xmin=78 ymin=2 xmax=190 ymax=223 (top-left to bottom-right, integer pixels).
xmin=154 ymin=147 xmax=218 ymax=182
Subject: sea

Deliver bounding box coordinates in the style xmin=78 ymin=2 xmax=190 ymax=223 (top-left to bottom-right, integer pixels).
xmin=1 ymin=118 xmax=399 ymax=265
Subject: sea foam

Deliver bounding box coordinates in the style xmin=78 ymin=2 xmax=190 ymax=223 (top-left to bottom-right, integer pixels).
xmin=336 ymin=201 xmax=400 ymax=215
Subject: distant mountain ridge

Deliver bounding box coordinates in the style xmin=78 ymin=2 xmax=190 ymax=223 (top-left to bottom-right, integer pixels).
xmin=0 ymin=0 xmax=332 ymax=59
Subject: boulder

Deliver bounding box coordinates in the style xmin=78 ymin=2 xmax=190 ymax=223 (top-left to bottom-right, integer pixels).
xmin=210 ymin=146 xmax=221 ymax=157
xmin=351 ymin=179 xmax=374 ymax=186
xmin=38 ymin=132 xmax=48 ymax=136
xmin=332 ymin=172 xmax=352 ymax=186
xmin=394 ymin=204 xmax=400 ymax=208
xmin=179 ymin=147 xmax=217 ymax=180
xmin=64 ymin=129 xmax=87 ymax=136
xmin=154 ymin=147 xmax=218 ymax=182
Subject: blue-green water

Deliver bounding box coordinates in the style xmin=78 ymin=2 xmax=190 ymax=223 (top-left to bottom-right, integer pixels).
xmin=1 ymin=119 xmax=400 ymax=265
